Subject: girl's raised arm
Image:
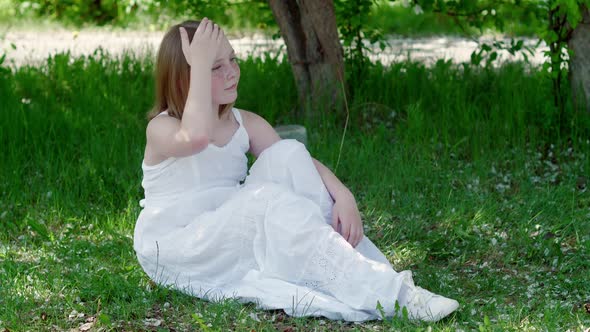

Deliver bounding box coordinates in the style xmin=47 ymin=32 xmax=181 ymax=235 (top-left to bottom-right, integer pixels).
xmin=146 ymin=19 xmax=223 ymax=160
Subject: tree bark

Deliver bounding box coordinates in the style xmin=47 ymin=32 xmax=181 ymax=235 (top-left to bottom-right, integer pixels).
xmin=568 ymin=6 xmax=590 ymax=112
xmin=267 ymin=0 xmax=345 ymax=120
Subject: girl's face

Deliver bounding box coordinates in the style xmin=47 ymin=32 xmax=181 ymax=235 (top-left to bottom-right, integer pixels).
xmin=211 ymin=37 xmax=240 ymax=106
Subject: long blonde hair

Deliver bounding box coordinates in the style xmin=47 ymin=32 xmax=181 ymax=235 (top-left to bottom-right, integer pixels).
xmin=147 ymin=20 xmax=234 ymax=121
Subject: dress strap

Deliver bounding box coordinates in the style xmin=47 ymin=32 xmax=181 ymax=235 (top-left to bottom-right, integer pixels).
xmin=231 ymin=108 xmax=250 ymax=152
xmin=232 ymin=108 xmax=243 ymax=125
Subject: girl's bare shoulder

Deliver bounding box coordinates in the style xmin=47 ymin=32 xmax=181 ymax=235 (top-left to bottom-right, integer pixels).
xmin=146 ymin=113 xmax=179 ymax=134
xmin=234 ymin=108 xmax=281 ymax=157
xmin=236 ymin=109 xmax=268 ymax=127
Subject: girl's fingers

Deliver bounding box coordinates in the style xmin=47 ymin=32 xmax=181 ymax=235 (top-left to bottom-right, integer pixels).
xmin=216 ymin=24 xmax=222 ymax=40
xmin=342 ymin=222 xmax=351 ymax=242
xmin=353 ymin=226 xmax=360 ymax=246
xmin=331 ymin=208 xmax=339 ymax=232
xmin=179 ymin=27 xmax=188 ymax=46
xmin=196 ymin=18 xmax=208 ymax=34
xmin=348 ymin=227 xmax=357 ymax=246
xmin=179 ymin=27 xmax=191 ymax=64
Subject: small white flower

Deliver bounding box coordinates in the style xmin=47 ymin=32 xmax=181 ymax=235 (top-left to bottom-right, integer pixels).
xmin=248 ymin=313 xmax=260 ymax=322
xmin=413 ymin=4 xmax=424 ymax=15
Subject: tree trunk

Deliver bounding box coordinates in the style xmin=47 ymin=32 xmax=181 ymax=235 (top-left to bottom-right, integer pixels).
xmin=568 ymin=6 xmax=590 ymax=112
xmin=267 ymin=0 xmax=345 ymax=121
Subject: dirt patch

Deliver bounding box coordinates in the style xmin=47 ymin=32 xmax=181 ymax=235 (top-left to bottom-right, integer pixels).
xmin=1 ymin=28 xmax=547 ymax=67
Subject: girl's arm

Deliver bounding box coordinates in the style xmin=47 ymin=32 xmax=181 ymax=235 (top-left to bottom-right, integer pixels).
xmin=311 ymin=158 xmax=364 ymax=247
xmin=146 ymin=19 xmax=222 ymax=159
xmin=243 ymin=110 xmax=364 ymax=247
xmin=312 ymin=158 xmax=352 ymax=200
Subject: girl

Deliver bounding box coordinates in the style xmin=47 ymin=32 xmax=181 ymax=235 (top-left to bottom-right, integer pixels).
xmin=134 ymin=19 xmax=459 ymax=322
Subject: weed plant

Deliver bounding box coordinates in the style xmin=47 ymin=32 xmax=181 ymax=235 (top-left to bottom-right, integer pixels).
xmin=0 ymin=51 xmax=589 ymax=331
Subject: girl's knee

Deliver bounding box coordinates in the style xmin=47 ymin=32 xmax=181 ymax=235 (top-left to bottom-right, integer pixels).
xmin=262 ymin=139 xmax=307 ymax=158
xmin=245 ymin=139 xmax=314 ymax=189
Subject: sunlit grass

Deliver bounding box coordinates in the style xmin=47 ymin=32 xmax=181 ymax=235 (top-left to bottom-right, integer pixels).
xmin=0 ymin=51 xmax=589 ymax=331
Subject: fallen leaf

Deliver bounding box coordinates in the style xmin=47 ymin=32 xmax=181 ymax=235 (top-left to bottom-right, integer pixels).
xmin=68 ymin=310 xmax=85 ymax=321
xmin=79 ymin=321 xmax=94 ymax=331
xmin=143 ymin=318 xmax=162 ymax=327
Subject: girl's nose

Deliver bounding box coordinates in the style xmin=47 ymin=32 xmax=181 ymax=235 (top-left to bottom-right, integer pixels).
xmin=225 ymin=65 xmax=236 ymax=79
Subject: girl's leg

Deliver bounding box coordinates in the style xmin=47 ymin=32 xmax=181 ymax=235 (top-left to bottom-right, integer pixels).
xmin=245 ymin=139 xmax=392 ymax=265
xmin=242 ymin=182 xmax=457 ymax=321
xmin=243 ymin=140 xmax=458 ymax=321
xmin=245 ymin=139 xmax=334 ymax=222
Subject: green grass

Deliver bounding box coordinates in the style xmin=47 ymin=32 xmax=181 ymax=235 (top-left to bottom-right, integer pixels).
xmin=1 ymin=50 xmax=589 ymax=331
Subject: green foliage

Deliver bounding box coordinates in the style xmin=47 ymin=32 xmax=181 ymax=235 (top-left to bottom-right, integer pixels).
xmin=367 ymin=2 xmax=471 ymax=36
xmin=12 ymin=0 xmax=122 ymax=25
xmin=2 ymin=0 xmax=278 ymax=29
xmin=335 ymin=0 xmax=388 ymax=97
xmin=0 ymin=0 xmax=553 ymax=38
xmin=399 ymin=0 xmax=589 ymax=116
xmin=147 ymin=0 xmax=276 ymax=31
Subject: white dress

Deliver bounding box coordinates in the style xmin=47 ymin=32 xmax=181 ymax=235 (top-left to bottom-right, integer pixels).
xmin=134 ymin=108 xmax=414 ymax=322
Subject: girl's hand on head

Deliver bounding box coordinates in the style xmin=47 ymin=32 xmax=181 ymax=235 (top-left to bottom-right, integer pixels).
xmin=331 ymin=194 xmax=364 ymax=248
xmin=179 ymin=18 xmax=224 ymax=67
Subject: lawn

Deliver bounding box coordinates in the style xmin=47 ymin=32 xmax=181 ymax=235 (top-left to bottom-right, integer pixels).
xmin=0 ymin=50 xmax=589 ymax=331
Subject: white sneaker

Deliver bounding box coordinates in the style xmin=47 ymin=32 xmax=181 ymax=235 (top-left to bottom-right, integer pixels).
xmin=403 ymin=286 xmax=459 ymax=322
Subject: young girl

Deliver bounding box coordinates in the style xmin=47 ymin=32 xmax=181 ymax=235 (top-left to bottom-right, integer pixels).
xmin=134 ymin=18 xmax=459 ymax=322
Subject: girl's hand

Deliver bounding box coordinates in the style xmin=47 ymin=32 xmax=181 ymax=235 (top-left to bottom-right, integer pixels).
xmin=179 ymin=18 xmax=223 ymax=67
xmin=331 ymin=192 xmax=364 ymax=248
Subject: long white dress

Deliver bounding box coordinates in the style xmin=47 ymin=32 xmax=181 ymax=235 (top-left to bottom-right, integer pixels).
xmin=133 ymin=108 xmax=414 ymax=322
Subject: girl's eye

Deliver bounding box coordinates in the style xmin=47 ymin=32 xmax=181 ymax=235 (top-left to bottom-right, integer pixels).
xmin=212 ymin=66 xmax=221 ymax=71
xmin=231 ymin=57 xmax=238 ymax=63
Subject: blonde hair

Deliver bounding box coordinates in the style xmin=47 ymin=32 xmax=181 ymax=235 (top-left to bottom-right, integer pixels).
xmin=147 ymin=20 xmax=234 ymax=121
